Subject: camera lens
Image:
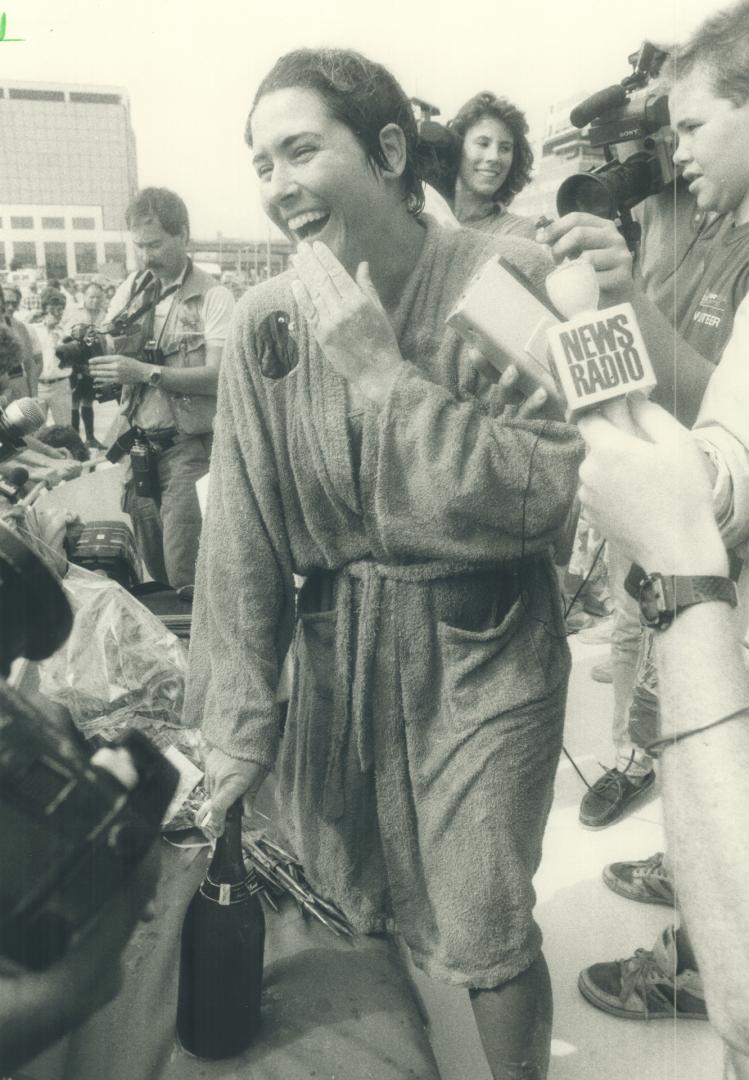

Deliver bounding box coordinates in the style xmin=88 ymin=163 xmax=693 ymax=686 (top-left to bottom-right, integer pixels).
xmin=557 ymin=155 xmax=653 ymax=220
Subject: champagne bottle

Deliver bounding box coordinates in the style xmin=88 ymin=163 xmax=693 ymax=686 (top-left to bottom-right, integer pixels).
xmin=176 ymin=799 xmax=265 ymax=1059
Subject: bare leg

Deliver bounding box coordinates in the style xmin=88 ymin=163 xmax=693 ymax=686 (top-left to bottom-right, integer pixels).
xmin=470 ymin=953 xmax=553 ymax=1080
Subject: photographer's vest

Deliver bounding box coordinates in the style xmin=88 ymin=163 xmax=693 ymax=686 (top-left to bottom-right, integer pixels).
xmin=123 ymin=261 xmax=220 ymax=435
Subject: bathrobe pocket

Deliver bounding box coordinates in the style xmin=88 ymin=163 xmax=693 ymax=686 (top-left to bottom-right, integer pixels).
xmin=439 ymin=584 xmax=566 ymax=732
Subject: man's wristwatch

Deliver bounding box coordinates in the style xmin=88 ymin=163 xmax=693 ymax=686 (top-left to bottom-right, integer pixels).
xmin=626 ymin=567 xmax=738 ymax=630
xmin=147 ymin=366 xmax=163 ymax=388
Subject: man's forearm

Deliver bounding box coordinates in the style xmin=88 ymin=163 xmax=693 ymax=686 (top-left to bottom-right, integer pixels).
xmin=157 ymin=364 xmax=218 ymax=396
xmin=632 ymin=285 xmax=714 ymax=426
xmin=657 ymin=602 xmax=749 ymax=1053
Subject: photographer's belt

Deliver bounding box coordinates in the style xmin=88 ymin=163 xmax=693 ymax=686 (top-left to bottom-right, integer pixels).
xmin=39 ymin=375 xmax=70 ymax=384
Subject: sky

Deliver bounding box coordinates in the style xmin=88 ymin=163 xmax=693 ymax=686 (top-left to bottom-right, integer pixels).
xmin=1 ymin=0 xmax=725 ymax=239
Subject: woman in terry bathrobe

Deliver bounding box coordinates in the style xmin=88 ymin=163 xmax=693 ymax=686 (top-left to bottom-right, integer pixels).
xmin=185 ymin=48 xmax=583 ymax=1079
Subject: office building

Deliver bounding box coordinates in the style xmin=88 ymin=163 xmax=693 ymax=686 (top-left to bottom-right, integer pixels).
xmin=0 ymin=80 xmax=138 ymax=279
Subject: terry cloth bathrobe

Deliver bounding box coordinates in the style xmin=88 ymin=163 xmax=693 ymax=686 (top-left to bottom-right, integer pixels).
xmin=185 ymin=216 xmax=584 ymax=989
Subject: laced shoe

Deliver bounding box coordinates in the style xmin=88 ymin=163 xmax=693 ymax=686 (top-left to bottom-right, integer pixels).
xmin=603 ymin=851 xmax=675 ymax=907
xmin=579 ymin=766 xmax=655 ymax=829
xmin=578 ymin=925 xmax=707 ymax=1021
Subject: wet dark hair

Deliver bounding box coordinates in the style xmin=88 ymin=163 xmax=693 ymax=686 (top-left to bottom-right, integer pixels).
xmin=126 ymin=187 xmax=190 ymax=239
xmin=246 ymin=48 xmax=425 ymax=215
xmin=663 ymin=0 xmax=749 ymax=106
xmin=448 ymin=92 xmax=534 ymax=206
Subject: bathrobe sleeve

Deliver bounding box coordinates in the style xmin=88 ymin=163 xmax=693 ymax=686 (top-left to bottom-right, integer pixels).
xmin=359 ymin=365 xmax=584 ymax=564
xmin=184 ymin=312 xmax=296 ymax=767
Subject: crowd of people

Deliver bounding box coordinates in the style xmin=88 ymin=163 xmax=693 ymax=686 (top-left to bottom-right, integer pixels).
xmin=2 ymin=2 xmax=749 ymax=1078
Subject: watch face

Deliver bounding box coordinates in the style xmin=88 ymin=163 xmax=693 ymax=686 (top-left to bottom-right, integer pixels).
xmin=639 ymin=575 xmax=670 ymax=629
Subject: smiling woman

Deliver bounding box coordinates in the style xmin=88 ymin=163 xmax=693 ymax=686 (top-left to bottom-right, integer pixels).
xmin=185 ymin=46 xmax=583 ymax=1080
xmin=448 ymin=91 xmax=537 ymax=240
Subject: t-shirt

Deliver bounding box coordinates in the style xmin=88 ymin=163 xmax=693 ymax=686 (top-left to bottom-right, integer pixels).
xmin=634 ymin=186 xmax=732 ymax=330
xmin=29 ymin=322 xmax=66 ymax=381
xmin=636 ymin=187 xmax=749 ymax=366
xmin=677 ymin=222 xmax=749 ymax=366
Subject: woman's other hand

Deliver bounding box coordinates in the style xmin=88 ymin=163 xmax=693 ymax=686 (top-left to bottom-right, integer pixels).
xmin=195 ymin=748 xmax=269 ymax=840
xmin=291 ymin=241 xmax=403 ymax=406
xmin=467 ymin=353 xmax=555 ymax=420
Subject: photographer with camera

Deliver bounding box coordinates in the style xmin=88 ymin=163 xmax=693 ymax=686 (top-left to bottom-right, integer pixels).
xmin=90 ymin=188 xmax=234 ymax=594
xmin=63 ymin=280 xmax=108 ymax=450
xmin=538 ymin=0 xmax=749 ymax=1029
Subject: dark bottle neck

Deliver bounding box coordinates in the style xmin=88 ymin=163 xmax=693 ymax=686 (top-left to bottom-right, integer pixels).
xmin=207 ymin=800 xmax=247 ymax=885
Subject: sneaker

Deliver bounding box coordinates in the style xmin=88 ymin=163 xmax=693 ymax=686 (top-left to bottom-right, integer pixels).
xmin=578 ymin=925 xmax=707 ymax=1021
xmin=602 ymin=851 xmax=676 ymax=907
xmin=86 ymin=437 xmax=105 ymax=450
xmin=579 ymin=767 xmax=655 ymax=829
xmin=591 ymin=659 xmax=613 ymax=683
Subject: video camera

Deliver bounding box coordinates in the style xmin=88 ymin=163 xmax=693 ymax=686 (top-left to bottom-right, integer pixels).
xmin=557 ymin=42 xmax=674 ymax=243
xmin=55 ymin=272 xmax=165 ymax=404
xmin=410 ymin=97 xmax=461 ymax=202
xmin=0 ymin=520 xmax=177 ymax=970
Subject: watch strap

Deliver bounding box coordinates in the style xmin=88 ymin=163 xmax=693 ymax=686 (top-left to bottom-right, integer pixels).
xmin=639 ymin=573 xmax=737 ymax=630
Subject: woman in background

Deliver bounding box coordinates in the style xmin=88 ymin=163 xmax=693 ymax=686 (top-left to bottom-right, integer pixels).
xmin=449 ymin=92 xmax=536 ymax=239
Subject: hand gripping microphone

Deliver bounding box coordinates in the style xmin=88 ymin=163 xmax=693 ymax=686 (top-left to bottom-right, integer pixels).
xmin=0 ymin=466 xmax=29 ymax=504
xmin=0 ymin=398 xmax=46 ymax=464
xmin=544 ymin=260 xmax=657 ymax=429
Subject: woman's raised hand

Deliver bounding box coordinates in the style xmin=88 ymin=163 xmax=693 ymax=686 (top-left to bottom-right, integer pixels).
xmin=291 ymin=241 xmax=403 ymax=406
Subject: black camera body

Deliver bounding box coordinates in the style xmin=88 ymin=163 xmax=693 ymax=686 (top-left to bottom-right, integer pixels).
xmin=55 ymin=273 xmax=163 ymax=403
xmin=557 ymin=42 xmax=675 ymax=230
xmin=0 ymin=686 xmax=177 ymax=970
xmin=0 ymin=520 xmax=178 ymax=971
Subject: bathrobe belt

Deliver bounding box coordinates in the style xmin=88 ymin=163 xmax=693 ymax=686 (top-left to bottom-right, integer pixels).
xmin=312 ymin=556 xmax=537 ymax=821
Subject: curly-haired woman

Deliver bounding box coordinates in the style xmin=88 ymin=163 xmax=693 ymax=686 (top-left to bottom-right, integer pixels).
xmin=449 ymin=92 xmax=536 ymax=240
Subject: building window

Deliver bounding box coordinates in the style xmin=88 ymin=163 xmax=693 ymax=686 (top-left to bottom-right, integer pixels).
xmin=10 ymin=217 xmax=34 ymax=229
xmin=74 ymin=243 xmax=97 ymax=274
xmin=69 ymin=92 xmax=122 ymax=105
xmin=44 ymin=242 xmax=68 ymax=280
xmin=104 ymin=242 xmax=126 ymax=268
xmin=8 ymin=88 xmax=65 ymax=102
xmin=72 ymin=217 xmax=96 ymax=231
xmin=42 ymin=217 xmax=65 ymax=229
xmin=12 ymin=242 xmax=37 ymax=268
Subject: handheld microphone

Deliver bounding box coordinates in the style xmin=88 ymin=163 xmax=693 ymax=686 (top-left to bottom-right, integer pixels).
xmin=0 ymin=398 xmax=46 ymax=464
xmin=544 ymin=260 xmax=656 ymax=429
xmin=0 ymin=466 xmax=29 ymax=504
